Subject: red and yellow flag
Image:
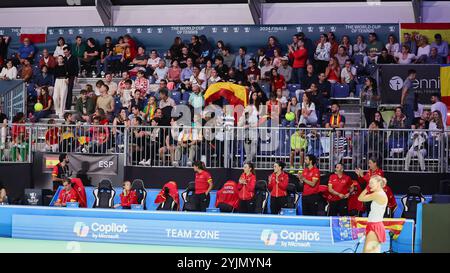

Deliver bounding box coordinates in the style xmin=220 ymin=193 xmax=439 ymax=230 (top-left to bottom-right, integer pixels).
xmin=204 ymin=82 xmax=248 ymax=106
xmin=400 ymin=23 xmax=450 ymax=44
xmin=354 ymin=217 xmax=406 ymax=240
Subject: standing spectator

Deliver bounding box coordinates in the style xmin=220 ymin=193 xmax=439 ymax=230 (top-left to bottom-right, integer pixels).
xmin=16 ymin=38 xmax=35 ymax=65
xmin=245 ymin=59 xmax=260 ymax=84
xmin=71 ymin=36 xmax=86 ymax=68
xmin=52 ymin=153 xmax=71 ymax=192
xmin=428 ymin=111 xmax=444 ymax=159
xmin=431 ymin=34 xmax=449 ymax=62
xmin=96 ymin=84 xmax=115 ymax=121
xmin=234 ymin=46 xmax=251 ymax=71
xmin=0 ymin=35 xmax=10 ymax=67
xmin=400 ymin=69 xmax=417 ymax=127
xmin=340 ymin=35 xmax=353 ymax=57
xmin=353 ymin=35 xmax=367 ymax=56
xmin=288 ymin=38 xmax=308 ymax=84
xmin=361 ymin=77 xmax=380 ymax=127
xmin=325 ymin=103 xmax=346 ymax=128
xmin=401 ymin=33 xmax=417 ymax=55
xmin=63 ymin=46 xmax=79 ymax=110
xmin=237 ymin=163 xmax=256 ymax=213
xmin=377 ymin=48 xmax=396 ymax=64
xmin=328 ymin=32 xmax=339 ymax=58
xmin=325 ymin=57 xmax=340 ymax=84
xmin=314 ymin=33 xmax=331 ymax=74
xmin=0 ymin=60 xmax=17 ymax=80
xmin=327 ymin=163 xmax=353 ymax=216
xmin=192 ymin=161 xmax=213 ymax=212
xmin=299 ymin=92 xmax=318 ymax=126
xmin=385 ymin=34 xmax=400 ymax=56
xmin=265 ymin=36 xmax=281 ymax=59
xmin=81 ymin=38 xmax=100 ymax=76
xmin=289 ymin=125 xmax=307 ymax=172
xmin=277 ymin=56 xmax=292 ymax=84
xmin=297 ymin=32 xmax=315 ymax=64
xmin=367 ymin=33 xmax=384 ymax=54
xmin=268 ymin=161 xmax=289 ymax=215
xmin=39 ymin=49 xmax=56 ymax=71
xmin=20 ymin=58 xmax=33 ymax=83
xmin=394 ymin=45 xmax=416 ymax=64
xmin=53 ymin=55 xmax=69 ymax=118
xmin=75 ymin=89 xmax=95 ymax=122
xmin=271 ymin=48 xmax=283 ymax=68
xmin=298 ymin=154 xmax=322 ymax=216
xmin=431 ymin=94 xmax=447 ymax=126
xmin=355 ymin=157 xmax=384 ymax=189
xmin=33 ymin=86 xmax=53 ymax=122
xmin=53 ymin=37 xmax=67 ymax=57
xmin=237 ymin=105 xmax=258 ymax=164
xmin=317 ymin=72 xmax=331 ymax=100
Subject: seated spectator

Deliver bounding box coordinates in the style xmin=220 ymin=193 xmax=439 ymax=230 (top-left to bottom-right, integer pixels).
xmin=20 ymin=58 xmax=33 ymax=83
xmin=353 ymin=35 xmax=367 ymax=56
xmin=53 ymin=37 xmax=68 ymax=57
xmin=146 ymin=49 xmax=161 ymax=75
xmin=335 ymin=46 xmax=350 ymax=68
xmin=367 ymin=32 xmax=383 ymax=54
xmin=325 ymin=103 xmax=346 ymax=128
xmin=96 ymin=84 xmax=115 ymax=121
xmin=81 ymin=38 xmax=100 ymax=76
xmin=130 ymin=90 xmax=146 ymax=112
xmin=104 ymin=72 xmax=118 ymax=96
xmin=430 ymin=33 xmax=449 ymax=62
xmin=0 ymin=186 xmax=8 ymax=205
xmin=189 ymin=65 xmax=206 ymax=90
xmin=109 ymin=36 xmax=126 ymax=75
xmin=416 ymin=35 xmax=431 ymax=61
xmin=214 ymin=55 xmax=229 ymax=80
xmin=39 ymin=49 xmax=57 ymax=71
xmin=266 ymin=93 xmax=281 ymax=121
xmin=301 ymin=64 xmax=318 ymax=91
xmin=306 ymin=82 xmax=324 ymax=123
xmin=289 ymin=125 xmax=307 ymax=172
xmin=206 ymin=68 xmax=221 ymax=89
xmin=142 ymin=95 xmax=157 ymax=123
xmin=266 ymin=36 xmax=281 ymax=59
xmin=0 ymin=60 xmax=17 ymax=80
xmin=271 ymin=48 xmax=283 ymax=68
xmin=188 ymin=35 xmax=202 ymax=62
xmin=54 ymin=178 xmax=79 ymax=207
xmin=88 ymin=116 xmax=110 ymax=153
xmin=325 ymin=57 xmax=340 ymax=84
xmin=234 ymin=46 xmax=251 ymax=71
xmin=178 ymin=46 xmax=193 ymax=69
xmin=317 ymin=72 xmax=331 ymax=100
xmin=159 ymin=88 xmax=176 ymax=109
xmin=270 ymin=68 xmax=286 ymax=94
xmin=285 ymin=96 xmax=300 ymax=127
xmin=401 ymin=32 xmax=417 ymax=55
xmin=277 ymin=56 xmax=292 ymax=84
xmin=134 ymin=70 xmax=149 ymax=96
xmin=245 ymin=59 xmax=260 ymax=84
xmin=71 ymin=35 xmax=86 ymax=66
xmin=59 ymin=112 xmax=76 ymax=152
xmin=340 ymin=59 xmax=357 ymax=94
xmin=114 ymin=181 xmax=138 ymax=209
xmin=222 ymin=47 xmax=235 ymax=68
xmin=299 ymin=92 xmax=318 ymax=126
xmin=425 ymin=47 xmax=445 ymax=64
xmin=340 ymin=35 xmax=353 ymax=57
xmin=33 ymin=86 xmax=53 ymax=122
xmin=119 ymin=35 xmax=138 ymax=71
xmin=117 ymin=71 xmax=133 ymax=92
xmin=366 ymin=48 xmax=379 ymax=65
xmin=404 ymin=121 xmax=428 ymax=171
xmin=256 ymin=48 xmax=266 ymax=69
xmin=377 ymin=48 xmax=396 ymax=64
xmin=75 ymin=89 xmax=95 ymax=122
xmin=389 ymin=107 xmax=407 ymax=129
xmin=395 ymin=45 xmax=416 ymax=64
xmin=98 ymin=36 xmax=114 ymax=75
xmin=15 ymin=38 xmax=36 ymax=65
xmin=170 ymin=37 xmax=184 ymax=63
xmin=130 ymin=46 xmax=148 ymax=73
xmin=33 ymin=65 xmax=54 ymax=97
xmin=328 ymin=32 xmax=339 ymax=57
xmin=307 ymin=129 xmax=323 ymax=158
xmin=168 ymin=59 xmax=182 ymax=84
xmin=212 ymin=40 xmax=225 ymax=60
xmin=198 ymin=35 xmax=213 ymax=65
xmin=260 ymin=57 xmax=273 ymax=82
xmin=180 ymin=57 xmax=194 ymax=83
xmin=173 ymin=126 xmax=202 ymax=167
xmin=153 ymin=59 xmax=169 ymax=84
xmin=431 ymin=93 xmax=447 ymax=126
xmin=385 ymin=34 xmax=400 ymax=56
xmin=128 ymin=105 xmax=144 ymax=121
xmin=119 ymin=79 xmax=135 ymax=109
xmin=94 ymin=79 xmax=104 ymax=96
xmin=44 ymin=119 xmax=59 ymax=152
xmin=227 ymin=67 xmax=244 ymax=85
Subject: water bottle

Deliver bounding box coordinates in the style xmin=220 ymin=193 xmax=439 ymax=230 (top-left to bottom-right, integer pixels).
xmin=91 ymin=70 xmax=96 ymax=78
xmin=101 ymin=71 xmax=105 ymax=78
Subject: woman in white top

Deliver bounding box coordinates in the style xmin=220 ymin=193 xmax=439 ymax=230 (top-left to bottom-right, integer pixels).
xmin=207 ymin=68 xmax=221 ymax=89
xmin=353 ymin=35 xmax=367 ymax=56
xmin=299 ymin=92 xmax=317 ymax=125
xmin=416 ymin=35 xmax=431 ymax=59
xmin=395 ymin=45 xmax=416 ymax=64
xmin=358 ymin=175 xmax=388 ymax=253
xmin=385 ymin=34 xmax=400 ymax=56
xmin=0 ymin=60 xmax=18 ymax=80
xmin=53 ymin=37 xmax=67 ymax=57
xmin=315 ymin=33 xmax=331 ymax=74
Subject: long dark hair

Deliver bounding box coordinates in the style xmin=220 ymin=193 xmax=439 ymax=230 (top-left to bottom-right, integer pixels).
xmin=193 ymin=160 xmax=206 ymax=170
xmin=269 ymin=67 xmax=280 ymax=83
xmin=244 ymin=162 xmax=255 ymax=175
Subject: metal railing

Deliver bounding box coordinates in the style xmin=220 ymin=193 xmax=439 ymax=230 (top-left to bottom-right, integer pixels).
xmin=0 ymin=123 xmax=448 ymax=173
xmin=0 ymin=80 xmax=26 ymax=119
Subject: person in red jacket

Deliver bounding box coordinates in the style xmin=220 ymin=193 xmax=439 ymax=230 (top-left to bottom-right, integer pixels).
xmin=348 ymin=180 xmax=365 ymax=216
xmin=54 ymin=178 xmax=79 ymax=207
xmin=298 ymin=154 xmax=322 ymax=216
xmin=288 ymin=38 xmax=308 ymax=84
xmin=155 ymin=181 xmax=180 ymax=210
xmin=383 ymin=183 xmax=397 ymax=218
xmin=215 ymin=180 xmax=240 ymax=213
xmin=114 ymin=181 xmax=138 ymax=209
xmin=268 ymin=161 xmax=289 ymax=214
xmin=355 ymin=157 xmax=384 ymax=190
xmin=327 ymin=163 xmax=353 ymax=216
xmin=193 ymin=161 xmax=214 ymax=212
xmin=237 ymin=162 xmax=256 ymax=213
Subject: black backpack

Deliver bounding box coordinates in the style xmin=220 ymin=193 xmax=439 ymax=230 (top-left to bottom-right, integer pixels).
xmin=284 ymin=183 xmax=300 ymax=212
xmin=181 ymin=182 xmax=198 ymax=211
xmin=93 ymin=179 xmax=116 ymax=209
xmin=157 ymin=186 xmax=178 ymax=211
xmin=401 ymin=186 xmax=425 ymax=221
xmin=131 ymin=179 xmax=147 ymax=210
xmin=253 ymin=180 xmax=269 ymax=214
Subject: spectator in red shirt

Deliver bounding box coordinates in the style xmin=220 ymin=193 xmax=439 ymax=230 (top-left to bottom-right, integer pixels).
xmin=298 ymin=154 xmax=322 ymax=216
xmin=245 ymin=58 xmax=261 ymax=84
xmin=114 ymin=181 xmax=138 ymax=209
xmin=39 ymin=48 xmax=57 ymax=71
xmin=328 ymin=32 xmax=339 ymax=57
xmin=215 ymin=180 xmax=240 ymax=213
xmin=327 ymin=163 xmax=353 ymax=216
xmin=44 ymin=119 xmax=59 ymax=152
xmin=33 ymin=86 xmax=53 ymax=122
xmin=270 ymin=68 xmax=286 ymax=94
xmin=54 ymin=178 xmax=79 ymax=207
xmin=268 ymin=161 xmax=289 ymax=214
xmin=193 ymin=161 xmax=214 ymax=212
xmin=288 ymin=38 xmax=308 ymax=84
xmin=237 ymin=162 xmax=256 ymax=213
xmin=120 ymin=35 xmax=137 ymax=70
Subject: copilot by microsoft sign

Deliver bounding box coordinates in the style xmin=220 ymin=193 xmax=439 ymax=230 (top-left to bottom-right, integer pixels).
xmin=73 ymin=221 xmax=128 ymax=239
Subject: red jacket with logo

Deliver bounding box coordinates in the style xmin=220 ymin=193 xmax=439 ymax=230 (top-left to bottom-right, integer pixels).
xmin=120 ymin=190 xmax=138 ymax=207
xmin=347 ymin=180 xmax=365 ymax=212
xmin=237 ymin=173 xmax=256 ymax=201
xmin=327 ymin=173 xmax=353 ymax=202
xmin=215 ymin=180 xmax=240 ymax=209
xmin=268 ymin=172 xmax=289 ymax=197
xmin=57 ymin=188 xmax=79 ymax=205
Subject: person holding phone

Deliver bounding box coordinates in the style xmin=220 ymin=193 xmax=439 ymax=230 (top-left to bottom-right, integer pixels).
xmin=114 ymin=180 xmax=138 ymax=209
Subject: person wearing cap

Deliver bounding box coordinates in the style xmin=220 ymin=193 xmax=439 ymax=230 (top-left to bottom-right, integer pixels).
xmin=430 ymin=34 xmax=448 ymax=62
xmin=277 ymin=56 xmax=292 ymax=83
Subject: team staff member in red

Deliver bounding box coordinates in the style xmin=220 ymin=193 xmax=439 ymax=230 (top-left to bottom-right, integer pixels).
xmin=268 ymin=161 xmax=289 ymax=214
xmin=348 ymin=180 xmax=365 ymax=216
xmin=298 ymin=154 xmax=322 ymax=216
xmin=114 ymin=181 xmax=138 ymax=209
xmin=327 ymin=163 xmax=353 ymax=216
xmin=215 ymin=180 xmax=240 ymax=213
xmin=54 ymin=178 xmax=79 ymax=207
xmin=193 ymin=161 xmax=214 ymax=212
xmin=355 ymin=157 xmax=384 ymax=189
xmin=52 ymin=153 xmax=71 ymax=192
xmin=237 ymin=163 xmax=256 ymax=213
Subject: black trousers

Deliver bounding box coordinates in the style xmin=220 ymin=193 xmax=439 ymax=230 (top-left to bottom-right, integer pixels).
xmin=327 ymin=199 xmax=349 ymax=216
xmin=348 ymin=210 xmax=362 ymax=217
xmin=239 ymin=199 xmax=253 ymax=213
xmin=195 ymin=193 xmax=210 ymax=212
xmin=302 ymin=194 xmax=323 ymax=216
xmin=65 ymin=75 xmax=76 ymax=110
xmin=270 ymin=196 xmax=287 ymax=215
xmin=217 ymin=203 xmax=234 ymax=213
xmin=363 ymin=107 xmax=377 ymax=128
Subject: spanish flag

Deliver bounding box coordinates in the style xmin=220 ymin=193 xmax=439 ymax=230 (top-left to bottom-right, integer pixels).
xmin=332 ymin=216 xmax=406 ymax=241
xmin=440 ymin=66 xmax=450 ymax=123
xmin=354 ymin=217 xmax=406 ymax=240
xmin=204 ymin=82 xmax=248 ymax=106
xmin=400 ymin=23 xmax=450 ymax=45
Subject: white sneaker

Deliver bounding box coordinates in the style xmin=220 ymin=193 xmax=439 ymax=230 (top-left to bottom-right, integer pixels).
xmin=186 ymin=161 xmax=193 ymax=167
xmin=144 ymin=159 xmax=151 ymax=166
xmin=139 ymin=159 xmax=147 ymax=165
xmin=172 ymin=161 xmax=179 ymax=167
